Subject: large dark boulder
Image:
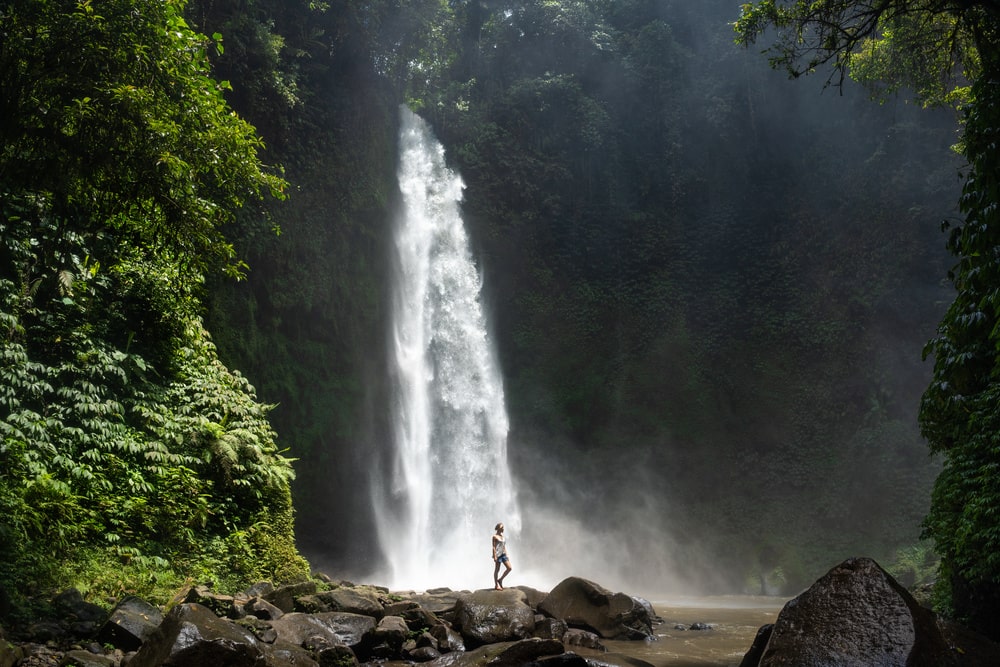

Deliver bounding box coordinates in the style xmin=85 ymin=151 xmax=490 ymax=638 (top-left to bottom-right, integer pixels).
xmin=128 ymin=603 xmax=264 ymax=667
xmin=537 ymin=577 xmax=653 ymax=640
xmin=453 ymin=589 xmax=535 ymax=646
xmin=96 ymin=595 xmax=163 ymax=652
xmin=743 ymin=557 xmax=957 ymax=667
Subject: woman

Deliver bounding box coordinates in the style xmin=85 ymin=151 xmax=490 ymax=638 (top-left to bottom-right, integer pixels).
xmin=492 ymin=522 xmax=512 ymax=590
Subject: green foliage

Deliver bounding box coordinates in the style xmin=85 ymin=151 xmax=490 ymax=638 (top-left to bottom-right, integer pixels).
xmin=0 ymin=197 xmax=307 ymax=612
xmin=920 ymin=69 xmax=1000 ymax=637
xmin=0 ymin=0 xmax=306 ymax=619
xmin=0 ymin=0 xmax=286 ymax=278
xmin=734 ymin=0 xmax=980 ymax=108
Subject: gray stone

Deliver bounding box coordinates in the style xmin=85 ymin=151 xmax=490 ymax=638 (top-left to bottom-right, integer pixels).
xmin=538 ymin=577 xmax=653 ymax=640
xmin=563 ymin=627 xmax=604 ymax=650
xmin=453 ymin=589 xmax=535 ymax=646
xmin=265 ymin=581 xmax=318 ymax=613
xmin=748 ymin=557 xmax=957 ymax=667
xmin=268 ymin=611 xmax=375 ymax=652
xmin=97 ymin=596 xmax=164 ymax=653
xmin=430 ymin=623 xmax=465 ymax=652
xmin=128 ymin=602 xmax=263 ymax=667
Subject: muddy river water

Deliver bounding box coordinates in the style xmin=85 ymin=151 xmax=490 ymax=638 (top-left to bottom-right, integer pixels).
xmin=593 ymin=596 xmax=786 ymax=667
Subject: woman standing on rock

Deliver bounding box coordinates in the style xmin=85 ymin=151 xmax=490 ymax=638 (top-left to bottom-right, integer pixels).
xmin=492 ymin=522 xmax=512 ymax=590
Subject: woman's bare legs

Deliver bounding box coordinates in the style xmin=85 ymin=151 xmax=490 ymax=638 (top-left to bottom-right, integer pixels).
xmin=497 ymin=559 xmax=512 ymax=589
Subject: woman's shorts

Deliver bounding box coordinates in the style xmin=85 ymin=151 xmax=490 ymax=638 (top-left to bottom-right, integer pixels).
xmin=497 ymin=554 xmax=509 ymax=565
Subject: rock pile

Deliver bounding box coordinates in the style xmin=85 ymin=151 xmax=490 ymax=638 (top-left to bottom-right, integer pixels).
xmin=0 ymin=576 xmax=658 ymax=667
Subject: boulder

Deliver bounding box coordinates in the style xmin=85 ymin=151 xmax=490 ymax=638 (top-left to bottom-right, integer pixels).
xmin=268 ymin=611 xmax=375 ymax=653
xmin=52 ymin=589 xmax=107 ymax=638
xmin=263 ymin=642 xmax=320 ymax=667
xmin=744 ymin=557 xmax=957 ymax=667
xmin=314 ymin=644 xmax=358 ymax=667
xmin=384 ymin=600 xmax=441 ymax=631
xmin=245 ymin=596 xmax=285 ymax=621
xmin=182 ymin=585 xmax=239 ymax=618
xmin=409 ymin=645 xmax=442 ymax=662
xmin=537 ymin=577 xmax=653 ymax=640
xmin=533 ymin=616 xmax=568 ymax=640
xmin=97 ymin=595 xmax=164 ymax=652
xmin=409 ymin=591 xmax=461 ymax=615
xmin=453 ymin=589 xmax=535 ymax=646
xmin=429 ymin=622 xmax=465 ymax=652
xmin=738 ymin=624 xmax=773 ymax=667
xmin=370 ymin=615 xmax=409 ymax=657
xmin=296 ymin=587 xmax=383 ymax=619
xmin=563 ymin=627 xmax=604 ymax=650
xmin=486 ymin=637 xmax=564 ymax=666
xmin=265 ymin=581 xmax=318 ymax=613
xmin=128 ymin=603 xmax=264 ymax=667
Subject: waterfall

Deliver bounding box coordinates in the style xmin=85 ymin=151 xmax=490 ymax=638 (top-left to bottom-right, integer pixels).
xmin=373 ymin=106 xmax=521 ymax=591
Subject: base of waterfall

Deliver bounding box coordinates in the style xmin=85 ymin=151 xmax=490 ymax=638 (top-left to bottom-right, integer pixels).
xmin=3 ymin=559 xmax=999 ymax=667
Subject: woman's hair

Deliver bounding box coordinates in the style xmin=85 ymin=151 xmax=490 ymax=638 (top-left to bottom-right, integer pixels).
xmin=495 ymin=523 xmax=503 ymax=531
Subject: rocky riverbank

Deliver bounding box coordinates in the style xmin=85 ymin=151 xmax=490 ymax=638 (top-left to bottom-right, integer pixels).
xmin=3 ymin=558 xmax=1000 ymax=667
xmin=0 ymin=575 xmax=659 ymax=667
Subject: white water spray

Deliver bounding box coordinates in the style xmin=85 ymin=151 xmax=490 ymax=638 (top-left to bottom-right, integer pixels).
xmin=373 ymin=106 xmax=521 ymax=591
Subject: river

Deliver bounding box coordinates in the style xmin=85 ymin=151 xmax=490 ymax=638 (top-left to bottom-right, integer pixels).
xmin=591 ymin=596 xmax=785 ymax=667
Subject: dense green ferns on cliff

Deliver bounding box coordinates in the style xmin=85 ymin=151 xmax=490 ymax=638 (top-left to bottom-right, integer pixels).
xmin=0 ymin=0 xmax=307 ymax=616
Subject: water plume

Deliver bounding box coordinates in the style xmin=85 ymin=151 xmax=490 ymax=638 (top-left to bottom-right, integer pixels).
xmin=371 ymin=106 xmax=521 ymax=591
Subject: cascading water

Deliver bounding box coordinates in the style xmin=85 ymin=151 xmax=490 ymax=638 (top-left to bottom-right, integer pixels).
xmin=373 ymin=106 xmax=521 ymax=591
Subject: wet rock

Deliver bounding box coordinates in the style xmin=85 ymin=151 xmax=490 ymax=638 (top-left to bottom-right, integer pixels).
xmin=453 ymin=589 xmax=535 ymax=646
xmin=562 ymin=628 xmax=604 ymax=650
xmin=429 ymin=622 xmax=465 ymax=652
xmin=97 ymin=596 xmax=163 ymax=653
xmin=182 ymin=585 xmax=239 ymax=618
xmin=264 ymin=642 xmax=319 ymax=666
xmin=533 ymin=617 xmax=568 ymax=640
xmin=245 ymin=582 xmax=275 ymax=599
xmin=745 ymin=557 xmax=957 ymax=667
xmin=268 ymin=611 xmax=374 ymax=654
xmin=245 ymin=596 xmax=284 ymax=621
xmin=488 ymin=637 xmax=564 ymax=666
xmin=296 ymin=587 xmax=383 ymax=619
xmin=409 ymin=645 xmax=442 ymax=662
xmin=538 ymin=577 xmax=653 ymax=640
xmin=738 ymin=624 xmax=772 ymax=667
xmin=314 ymin=643 xmax=358 ymax=666
xmin=264 ymin=581 xmax=318 ymax=613
xmin=128 ymin=603 xmax=263 ymax=667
